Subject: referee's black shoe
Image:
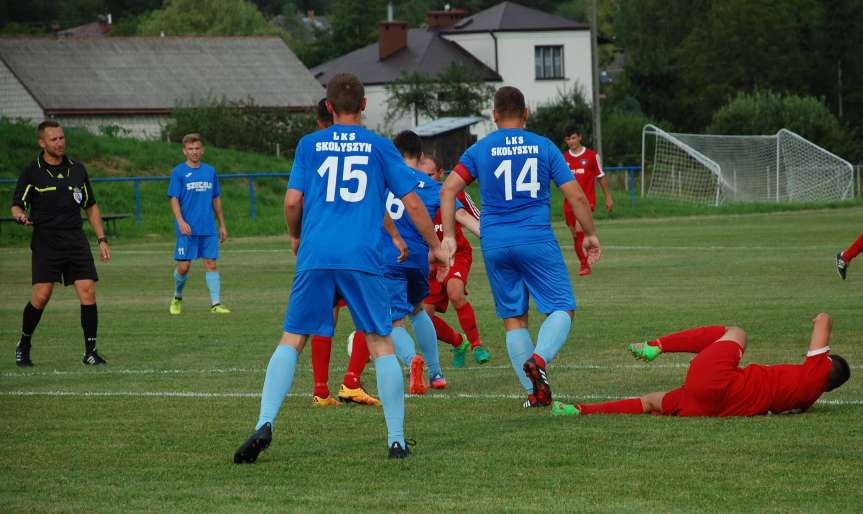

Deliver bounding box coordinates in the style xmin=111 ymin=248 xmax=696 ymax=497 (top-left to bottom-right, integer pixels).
xmin=233 ymin=422 xmax=272 ymax=464
xmin=15 ymin=342 xmax=33 ymax=367
xmin=82 ymin=350 xmax=107 ymax=366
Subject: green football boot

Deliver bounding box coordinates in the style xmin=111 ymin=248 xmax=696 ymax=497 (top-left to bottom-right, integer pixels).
xmin=169 ymin=297 xmax=182 ymax=315
xmin=473 ymin=345 xmax=491 ymax=364
xmin=210 ymin=303 xmax=231 ymax=314
xmin=552 ymin=401 xmax=581 ymax=416
xmin=628 ymin=340 xmax=662 ymax=362
xmin=452 ymin=341 xmax=469 ymax=368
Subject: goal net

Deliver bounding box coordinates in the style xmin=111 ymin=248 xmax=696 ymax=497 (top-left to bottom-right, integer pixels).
xmin=641 ymin=124 xmax=855 ymax=205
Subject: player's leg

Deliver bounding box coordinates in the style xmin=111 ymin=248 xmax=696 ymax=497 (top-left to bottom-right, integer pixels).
xmin=629 ymin=325 xmax=730 ymax=361
xmin=16 ymin=282 xmax=53 ymax=367
xmin=406 ymin=270 xmax=443 ymax=388
xmin=73 ymin=279 xmax=105 ymax=365
xmin=555 ymin=391 xmax=664 ymax=416
xmin=338 ymin=329 xmax=380 ymax=406
xmin=563 ymin=201 xmax=582 ymax=263
xmin=202 ymin=234 xmax=228 ymax=313
xmin=311 ymin=305 xmax=341 ymax=406
xmin=171 ymin=235 xmax=192 ymax=314
xmin=837 ymin=233 xmax=863 ymax=279
xmin=484 ymin=246 xmax=536 ymax=405
xmin=234 ymin=270 xmax=333 ymax=463
xmin=573 ymin=221 xmax=589 ymax=275
xmin=424 ymin=303 xmax=464 ymax=347
xmin=447 ymin=272 xmax=490 ymax=364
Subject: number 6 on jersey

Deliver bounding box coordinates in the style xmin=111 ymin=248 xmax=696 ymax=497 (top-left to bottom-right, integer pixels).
xmin=317 ymin=155 xmax=368 ymax=202
xmin=494 ymin=158 xmax=539 ymax=200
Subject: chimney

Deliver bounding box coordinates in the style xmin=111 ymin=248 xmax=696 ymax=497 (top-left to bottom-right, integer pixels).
xmin=378 ymin=21 xmax=407 ymax=60
xmin=425 ymin=8 xmax=465 ymax=29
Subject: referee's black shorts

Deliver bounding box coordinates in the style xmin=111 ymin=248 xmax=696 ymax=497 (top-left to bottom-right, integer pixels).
xmin=30 ymin=228 xmax=98 ymax=286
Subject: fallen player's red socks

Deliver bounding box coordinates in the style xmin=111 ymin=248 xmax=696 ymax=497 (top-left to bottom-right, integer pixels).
xmin=577 ymin=398 xmax=644 ymax=415
xmin=432 ymin=315 xmax=463 ymax=347
xmin=343 ymin=331 xmax=370 ymax=388
xmin=530 ymin=353 xmax=546 ymax=368
xmin=310 ymin=335 xmax=332 ymax=397
xmin=844 ymin=233 xmax=863 ymax=263
xmin=455 ymin=302 xmax=481 ymax=347
xmin=655 ymin=325 xmax=727 ymax=353
xmin=574 ymin=231 xmax=588 ymax=268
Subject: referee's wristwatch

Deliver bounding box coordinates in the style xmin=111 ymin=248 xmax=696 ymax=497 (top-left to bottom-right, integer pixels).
xmin=97 ymin=237 xmax=109 ymax=245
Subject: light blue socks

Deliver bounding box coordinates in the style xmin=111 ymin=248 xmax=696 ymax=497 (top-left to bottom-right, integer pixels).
xmin=173 ymin=269 xmax=188 ymax=298
xmin=391 ymin=326 xmax=417 ymax=367
xmin=410 ymin=310 xmax=441 ymax=376
xmin=535 ymin=310 xmax=572 ymax=364
xmin=256 ymin=344 xmax=298 ymax=430
xmin=374 ymin=354 xmax=406 ymax=447
xmin=205 ymin=271 xmax=221 ymax=305
xmin=506 ymin=328 xmax=534 ymax=392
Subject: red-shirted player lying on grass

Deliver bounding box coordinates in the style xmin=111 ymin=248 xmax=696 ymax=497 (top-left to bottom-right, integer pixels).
xmin=552 ymin=313 xmax=851 ymax=417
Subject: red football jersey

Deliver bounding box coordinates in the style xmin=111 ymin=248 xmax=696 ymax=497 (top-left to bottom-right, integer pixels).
xmin=563 ymin=147 xmax=604 ymax=209
xmin=433 ymin=191 xmax=479 ymax=256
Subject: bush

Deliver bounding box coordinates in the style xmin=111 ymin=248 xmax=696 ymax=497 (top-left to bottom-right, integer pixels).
xmin=526 ymin=85 xmax=593 ymax=147
xmin=164 ymin=97 xmax=316 ymax=158
xmin=601 ymin=110 xmax=654 ymax=166
xmin=708 ymin=90 xmax=861 ymax=161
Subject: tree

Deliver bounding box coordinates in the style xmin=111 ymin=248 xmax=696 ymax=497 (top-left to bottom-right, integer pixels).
xmin=525 ymin=85 xmax=593 ymax=147
xmin=137 ymin=0 xmax=282 ymax=37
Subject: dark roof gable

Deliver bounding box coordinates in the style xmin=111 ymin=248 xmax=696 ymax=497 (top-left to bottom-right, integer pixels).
xmin=442 ymin=1 xmax=588 ymax=33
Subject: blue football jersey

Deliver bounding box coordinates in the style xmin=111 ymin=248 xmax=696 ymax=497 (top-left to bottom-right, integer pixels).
xmin=457 ymin=128 xmax=573 ymax=250
xmin=288 ymin=124 xmax=418 ymax=274
xmin=380 ymin=170 xmax=458 ymax=271
xmin=167 ymin=162 xmax=221 ymax=236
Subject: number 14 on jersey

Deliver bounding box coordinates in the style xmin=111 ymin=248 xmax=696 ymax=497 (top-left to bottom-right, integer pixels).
xmin=494 ymin=158 xmax=539 ymax=200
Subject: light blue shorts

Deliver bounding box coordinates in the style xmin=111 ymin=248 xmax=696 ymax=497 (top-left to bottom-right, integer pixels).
xmin=174 ymin=235 xmax=219 ymax=261
xmin=384 ymin=265 xmax=429 ymax=321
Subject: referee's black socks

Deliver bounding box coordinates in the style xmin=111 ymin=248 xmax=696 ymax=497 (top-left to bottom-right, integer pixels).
xmin=80 ymin=304 xmax=98 ymax=353
xmin=20 ymin=302 xmax=43 ymax=347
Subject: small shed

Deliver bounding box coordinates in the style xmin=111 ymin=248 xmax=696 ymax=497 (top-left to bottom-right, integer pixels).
xmin=412 ymin=116 xmax=482 ymax=170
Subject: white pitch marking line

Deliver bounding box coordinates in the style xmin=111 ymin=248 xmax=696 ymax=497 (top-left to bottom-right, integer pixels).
xmin=1 ymin=390 xmax=862 ymax=406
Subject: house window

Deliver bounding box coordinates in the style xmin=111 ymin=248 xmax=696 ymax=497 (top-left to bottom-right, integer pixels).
xmin=534 ymin=45 xmax=564 ymax=79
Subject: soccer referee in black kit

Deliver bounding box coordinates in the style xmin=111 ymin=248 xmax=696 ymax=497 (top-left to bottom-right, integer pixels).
xmin=11 ymin=121 xmax=111 ymax=367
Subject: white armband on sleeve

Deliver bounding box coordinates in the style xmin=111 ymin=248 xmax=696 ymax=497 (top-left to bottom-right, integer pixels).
xmin=806 ymin=346 xmax=830 ymax=357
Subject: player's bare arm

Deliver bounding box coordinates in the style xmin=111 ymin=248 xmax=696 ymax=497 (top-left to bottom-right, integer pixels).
xmin=284 ymin=188 xmax=304 ymax=239
xmin=440 ymin=171 xmax=467 ymax=259
xmin=560 ymin=180 xmax=601 ymax=264
xmin=84 ymin=203 xmax=110 ymax=262
xmin=383 ymin=214 xmax=408 ymax=262
xmin=808 ymin=312 xmax=832 ymax=353
xmin=455 ymin=208 xmax=480 ymax=238
xmin=169 ymin=197 xmax=192 ymax=235
xmin=599 ymin=176 xmax=613 ymax=212
xmin=213 ymin=197 xmax=228 ymax=243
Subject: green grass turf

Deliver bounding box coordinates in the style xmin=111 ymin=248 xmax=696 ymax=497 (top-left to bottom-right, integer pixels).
xmin=1 ymin=208 xmax=862 ymax=513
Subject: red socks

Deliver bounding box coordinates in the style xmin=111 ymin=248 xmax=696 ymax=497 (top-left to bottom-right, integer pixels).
xmin=455 ymin=302 xmax=481 ymax=347
xmin=432 ymin=315 xmax=463 ymax=347
xmin=844 ymin=233 xmax=863 ymax=263
xmin=343 ymin=331 xmax=369 ymax=389
xmin=577 ymin=397 xmax=644 ymax=415
xmin=574 ymin=231 xmax=588 ymax=268
xmin=654 ymin=325 xmax=727 ymax=353
xmin=310 ymin=335 xmax=332 ymax=397
xmin=530 ymin=353 xmax=546 ymax=368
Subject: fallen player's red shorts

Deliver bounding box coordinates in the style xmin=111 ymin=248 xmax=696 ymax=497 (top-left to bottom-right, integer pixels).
xmin=423 ymin=252 xmax=472 ymax=313
xmin=661 ymin=340 xmax=743 ymax=416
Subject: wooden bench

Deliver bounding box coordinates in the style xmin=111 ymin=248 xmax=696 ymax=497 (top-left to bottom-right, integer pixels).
xmin=0 ymin=213 xmax=133 ymax=237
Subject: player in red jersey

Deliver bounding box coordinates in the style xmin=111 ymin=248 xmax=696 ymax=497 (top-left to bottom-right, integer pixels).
xmin=552 ymin=313 xmax=851 ymax=417
xmin=561 ymin=126 xmax=612 ymax=276
xmin=417 ymin=155 xmax=490 ymax=368
xmin=836 ymin=233 xmax=863 ymax=280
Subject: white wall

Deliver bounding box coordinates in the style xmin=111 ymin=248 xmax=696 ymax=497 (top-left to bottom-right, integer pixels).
xmin=362 ymin=84 xmax=435 ymax=137
xmin=58 ymin=115 xmax=168 ymax=140
xmin=0 ymin=60 xmax=44 ymax=122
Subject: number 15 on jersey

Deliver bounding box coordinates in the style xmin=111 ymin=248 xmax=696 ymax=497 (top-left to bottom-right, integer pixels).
xmin=317 ymin=155 xmax=368 ymax=202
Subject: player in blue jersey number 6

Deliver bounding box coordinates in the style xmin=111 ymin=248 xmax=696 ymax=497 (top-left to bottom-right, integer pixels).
xmin=440 ymin=86 xmax=601 ymax=408
xmin=233 ymin=74 xmax=450 ymax=463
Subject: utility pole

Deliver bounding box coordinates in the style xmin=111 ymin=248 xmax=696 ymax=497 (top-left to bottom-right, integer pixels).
xmin=590 ymin=0 xmax=602 ymax=157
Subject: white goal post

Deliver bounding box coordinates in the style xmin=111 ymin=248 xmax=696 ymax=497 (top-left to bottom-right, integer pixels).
xmin=640 ymin=124 xmax=855 ymax=205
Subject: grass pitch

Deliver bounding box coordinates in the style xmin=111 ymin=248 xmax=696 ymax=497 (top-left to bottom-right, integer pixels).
xmin=1 ymin=207 xmax=862 ymax=513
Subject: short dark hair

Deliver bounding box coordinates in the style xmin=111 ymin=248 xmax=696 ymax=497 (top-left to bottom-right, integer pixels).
xmin=494 ymin=86 xmax=526 ymax=119
xmin=563 ymin=124 xmax=582 ymax=138
xmin=316 ymin=98 xmax=333 ymax=126
xmin=825 ymin=354 xmax=851 ymax=392
xmin=427 ymin=154 xmax=443 ymax=171
xmin=393 ymin=130 xmax=422 ymax=160
xmin=37 ymin=120 xmax=61 ymax=136
xmin=326 ymin=74 xmax=364 ymax=115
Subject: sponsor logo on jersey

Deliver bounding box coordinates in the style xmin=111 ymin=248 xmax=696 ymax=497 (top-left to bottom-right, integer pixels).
xmin=580 ymin=159 xmax=588 ymax=165
xmin=185 ymin=181 xmax=213 ymax=192
xmin=185 ymin=172 xmax=193 ymax=178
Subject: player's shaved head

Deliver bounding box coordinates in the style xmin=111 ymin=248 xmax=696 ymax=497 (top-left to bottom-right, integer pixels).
xmin=326 ymin=74 xmax=365 ymax=115
xmin=393 ymin=130 xmax=422 ymax=160
xmin=825 ymin=354 xmax=851 ymax=392
xmin=494 ymin=86 xmax=526 ymax=120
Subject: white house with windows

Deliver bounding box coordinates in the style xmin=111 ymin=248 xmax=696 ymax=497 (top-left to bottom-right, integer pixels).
xmin=311 ymin=1 xmax=592 ymax=138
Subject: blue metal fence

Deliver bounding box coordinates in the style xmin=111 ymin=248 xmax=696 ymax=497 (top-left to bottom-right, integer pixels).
xmin=0 ymin=167 xmax=641 ymax=222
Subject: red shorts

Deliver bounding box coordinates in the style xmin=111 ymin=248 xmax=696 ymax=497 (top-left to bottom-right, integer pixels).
xmin=563 ymin=201 xmax=595 ymax=227
xmin=661 ymin=340 xmax=743 ymax=416
xmin=335 ymin=298 xmax=347 ymax=308
xmin=423 ymin=253 xmax=472 ymax=313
